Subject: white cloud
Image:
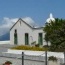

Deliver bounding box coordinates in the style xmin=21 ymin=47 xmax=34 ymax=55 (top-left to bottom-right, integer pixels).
xmin=22 ymin=17 xmax=35 ymax=24
xmin=0 ymin=17 xmax=18 ymax=36
xmin=2 ymin=17 xmax=18 ymax=28
xmin=0 ymin=17 xmax=36 ymax=36
xmin=0 ymin=17 xmax=36 ymax=28
xmin=22 ymin=17 xmax=36 ymax=27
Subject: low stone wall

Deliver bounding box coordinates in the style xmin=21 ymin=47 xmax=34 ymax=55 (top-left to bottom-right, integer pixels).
xmin=1 ymin=49 xmax=64 ymax=65
xmin=0 ymin=53 xmax=61 ymax=65
xmin=0 ymin=52 xmax=45 ymax=65
xmin=2 ymin=52 xmax=45 ymax=62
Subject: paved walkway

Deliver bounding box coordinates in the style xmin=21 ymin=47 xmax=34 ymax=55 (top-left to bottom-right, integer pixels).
xmin=0 ymin=44 xmax=16 ymax=52
xmin=0 ymin=44 xmax=22 ymax=65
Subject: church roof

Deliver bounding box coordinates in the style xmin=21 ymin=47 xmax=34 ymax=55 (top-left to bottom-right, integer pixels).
xmin=10 ymin=18 xmax=43 ymax=30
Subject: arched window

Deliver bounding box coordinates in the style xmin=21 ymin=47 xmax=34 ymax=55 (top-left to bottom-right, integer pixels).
xmin=15 ymin=29 xmax=17 ymax=33
xmin=38 ymin=33 xmax=43 ymax=45
xmin=25 ymin=33 xmax=29 ymax=45
xmin=14 ymin=29 xmax=18 ymax=45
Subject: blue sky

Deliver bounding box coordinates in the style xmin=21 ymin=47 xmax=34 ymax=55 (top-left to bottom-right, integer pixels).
xmin=0 ymin=0 xmax=65 ymax=35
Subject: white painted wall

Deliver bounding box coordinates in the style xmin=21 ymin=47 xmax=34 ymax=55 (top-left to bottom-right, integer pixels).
xmin=33 ymin=29 xmax=42 ymax=44
xmin=10 ymin=19 xmax=33 ymax=45
xmin=10 ymin=19 xmax=47 ymax=45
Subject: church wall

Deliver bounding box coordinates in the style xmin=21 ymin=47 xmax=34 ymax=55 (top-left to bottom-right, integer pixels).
xmin=10 ymin=19 xmax=48 ymax=46
xmin=10 ymin=19 xmax=33 ymax=45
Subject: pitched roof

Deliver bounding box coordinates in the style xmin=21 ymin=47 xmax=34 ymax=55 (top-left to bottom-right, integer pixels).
xmin=10 ymin=18 xmax=43 ymax=31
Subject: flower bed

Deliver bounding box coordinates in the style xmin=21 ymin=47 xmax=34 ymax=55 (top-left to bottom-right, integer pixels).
xmin=11 ymin=45 xmax=48 ymax=51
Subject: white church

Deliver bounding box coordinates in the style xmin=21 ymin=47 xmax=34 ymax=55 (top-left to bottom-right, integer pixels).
xmin=10 ymin=13 xmax=55 ymax=46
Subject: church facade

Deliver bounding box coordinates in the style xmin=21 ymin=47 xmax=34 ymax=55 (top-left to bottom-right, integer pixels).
xmin=10 ymin=13 xmax=54 ymax=46
xmin=10 ymin=18 xmax=46 ymax=45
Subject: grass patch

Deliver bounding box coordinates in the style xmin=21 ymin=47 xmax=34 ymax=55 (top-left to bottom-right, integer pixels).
xmin=11 ymin=45 xmax=48 ymax=51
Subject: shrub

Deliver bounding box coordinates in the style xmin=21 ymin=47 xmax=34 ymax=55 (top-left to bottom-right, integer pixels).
xmin=11 ymin=45 xmax=48 ymax=51
xmin=48 ymin=56 xmax=57 ymax=62
xmin=5 ymin=61 xmax=12 ymax=64
xmin=43 ymin=45 xmax=49 ymax=48
xmin=35 ymin=44 xmax=39 ymax=47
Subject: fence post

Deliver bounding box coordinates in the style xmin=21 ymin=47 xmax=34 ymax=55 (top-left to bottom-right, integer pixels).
xmin=64 ymin=52 xmax=65 ymax=64
xmin=45 ymin=51 xmax=47 ymax=65
xmin=22 ymin=52 xmax=24 ymax=65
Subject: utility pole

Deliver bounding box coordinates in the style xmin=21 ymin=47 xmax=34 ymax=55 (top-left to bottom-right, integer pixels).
xmin=22 ymin=52 xmax=24 ymax=65
xmin=45 ymin=50 xmax=47 ymax=65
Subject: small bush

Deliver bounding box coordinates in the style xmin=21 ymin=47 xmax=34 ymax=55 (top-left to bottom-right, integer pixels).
xmin=43 ymin=45 xmax=49 ymax=47
xmin=5 ymin=61 xmax=12 ymax=64
xmin=35 ymin=44 xmax=39 ymax=47
xmin=48 ymin=56 xmax=57 ymax=62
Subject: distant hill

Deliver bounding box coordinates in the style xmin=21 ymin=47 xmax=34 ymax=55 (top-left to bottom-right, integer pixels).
xmin=0 ymin=32 xmax=10 ymax=41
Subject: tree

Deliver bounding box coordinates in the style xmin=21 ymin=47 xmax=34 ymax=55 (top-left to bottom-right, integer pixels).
xmin=43 ymin=18 xmax=65 ymax=51
xmin=43 ymin=18 xmax=65 ymax=64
